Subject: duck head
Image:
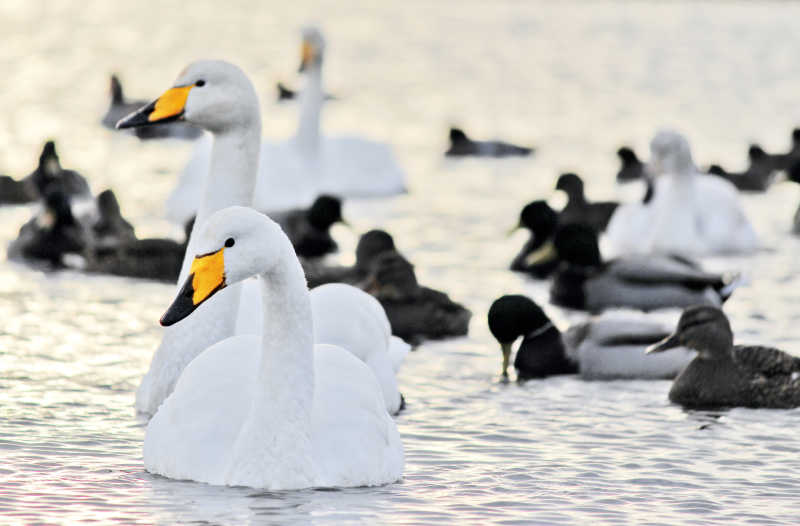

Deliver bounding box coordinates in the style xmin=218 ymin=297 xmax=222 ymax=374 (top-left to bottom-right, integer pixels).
xmin=31 ymin=141 xmax=62 ymax=196
xmin=355 ymin=229 xmax=396 ymax=272
xmin=488 ymin=295 xmax=555 ymax=377
xmin=299 ymin=26 xmax=325 ymax=73
xmin=307 ymin=194 xmax=347 ymax=231
xmin=649 ymin=129 xmax=696 ymax=176
xmin=117 ymin=60 xmax=260 ymax=134
xmin=647 ymin=305 xmax=732 ymax=360
xmin=161 ymin=207 xmax=287 ymax=326
xmin=555 ymin=173 xmax=585 ymax=201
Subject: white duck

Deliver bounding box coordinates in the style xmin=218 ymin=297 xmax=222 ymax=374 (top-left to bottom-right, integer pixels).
xmin=605 ymin=129 xmax=759 ymax=258
xmin=146 ymin=206 xmax=403 ymax=489
xmin=119 ymin=60 xmax=406 ymax=416
xmin=166 ymin=26 xmax=406 ymax=226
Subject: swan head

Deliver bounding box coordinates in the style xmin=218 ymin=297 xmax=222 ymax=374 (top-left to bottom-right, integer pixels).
xmin=649 ymin=129 xmax=696 ymax=176
xmin=117 ymin=60 xmax=259 ymax=134
xmin=160 ymin=206 xmax=290 ymax=326
xmin=299 ymin=26 xmax=325 ymax=72
xmin=647 ymin=305 xmax=732 ymax=360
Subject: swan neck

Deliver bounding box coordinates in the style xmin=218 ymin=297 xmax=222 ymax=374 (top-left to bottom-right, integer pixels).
xmin=295 ymin=65 xmax=323 ymax=155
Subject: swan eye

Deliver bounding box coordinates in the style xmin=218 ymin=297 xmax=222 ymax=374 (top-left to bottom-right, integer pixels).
xmin=195 ymin=80 xmax=206 ymax=87
xmin=225 ymin=237 xmax=235 ymax=248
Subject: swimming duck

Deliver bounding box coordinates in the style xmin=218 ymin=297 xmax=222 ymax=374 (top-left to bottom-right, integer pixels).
xmin=749 ymin=128 xmax=800 ymax=172
xmin=508 ymin=200 xmax=560 ymax=278
xmin=648 ymin=306 xmax=800 ymax=409
xmin=555 ymin=172 xmax=618 ymax=232
xmin=363 ymin=250 xmax=471 ymax=344
xmin=550 ymin=224 xmax=737 ymax=312
xmin=707 ymin=145 xmax=775 ymax=192
xmin=92 ymin=189 xmax=136 ymax=249
xmin=616 ymin=146 xmax=646 ymax=182
xmin=146 ymin=206 xmax=403 ymax=489
xmin=444 ymin=127 xmax=533 ymax=158
xmin=102 ymin=74 xmax=202 ymax=140
xmin=304 ymin=228 xmax=397 ymax=288
xmin=0 ymin=173 xmax=37 ymax=204
xmin=8 ymin=189 xmax=86 ymax=267
xmin=27 ymin=141 xmax=91 ymax=200
xmin=488 ymin=295 xmax=693 ymax=380
xmin=605 ymin=130 xmax=759 ymax=257
xmin=165 ymin=27 xmax=405 ymax=226
xmin=270 ymin=194 xmax=346 ymax=258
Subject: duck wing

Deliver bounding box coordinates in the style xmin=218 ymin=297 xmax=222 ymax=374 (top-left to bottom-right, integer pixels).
xmin=606 ymin=256 xmax=724 ymax=289
xmin=733 ymin=345 xmax=800 ymax=378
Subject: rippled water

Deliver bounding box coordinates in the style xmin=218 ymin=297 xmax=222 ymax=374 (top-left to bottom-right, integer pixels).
xmin=3 ymin=1 xmax=800 ymax=524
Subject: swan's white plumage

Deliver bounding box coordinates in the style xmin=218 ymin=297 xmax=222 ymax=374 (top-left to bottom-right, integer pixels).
xmin=605 ymin=129 xmax=759 ymax=258
xmin=164 ymin=27 xmax=406 ymax=226
xmin=311 ymin=284 xmax=407 ymax=414
xmin=145 ymin=207 xmax=403 ymax=489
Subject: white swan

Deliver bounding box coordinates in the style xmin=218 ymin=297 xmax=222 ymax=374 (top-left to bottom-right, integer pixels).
xmin=165 ymin=26 xmax=406 ymax=225
xmin=605 ymin=129 xmax=759 ymax=258
xmin=145 ymin=206 xmax=404 ymax=489
xmin=119 ymin=60 xmax=407 ymax=416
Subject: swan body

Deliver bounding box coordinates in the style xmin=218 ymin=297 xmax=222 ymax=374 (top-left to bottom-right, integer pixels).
xmin=164 ymin=28 xmax=405 ymax=225
xmin=605 ymin=130 xmax=759 ymax=257
xmin=145 ymin=206 xmax=403 ymax=489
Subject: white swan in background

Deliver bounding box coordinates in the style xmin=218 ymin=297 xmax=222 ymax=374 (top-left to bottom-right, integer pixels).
xmin=312 ymin=284 xmax=410 ymax=414
xmin=165 ymin=26 xmax=406 ymax=226
xmin=120 ymin=60 xmax=407 ymax=416
xmin=146 ymin=207 xmax=403 ymax=489
xmin=605 ymin=129 xmax=759 ymax=258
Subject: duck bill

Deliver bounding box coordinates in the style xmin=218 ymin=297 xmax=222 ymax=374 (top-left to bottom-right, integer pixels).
xmin=523 ymin=241 xmax=555 ymax=266
xmin=299 ymin=41 xmax=314 ymax=72
xmin=160 ymin=246 xmax=227 ymax=326
xmin=116 ymin=85 xmax=193 ymax=129
xmin=646 ymin=333 xmax=681 ymax=354
xmin=501 ymin=343 xmax=512 ymax=377
xmin=506 ymin=222 xmax=522 ymax=237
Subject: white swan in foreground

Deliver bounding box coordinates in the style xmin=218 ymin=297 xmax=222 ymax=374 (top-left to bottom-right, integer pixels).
xmin=166 ymin=27 xmax=406 ymax=225
xmin=119 ymin=60 xmax=408 ymax=416
xmin=146 ymin=207 xmax=403 ymax=489
xmin=605 ymin=129 xmax=759 ymax=258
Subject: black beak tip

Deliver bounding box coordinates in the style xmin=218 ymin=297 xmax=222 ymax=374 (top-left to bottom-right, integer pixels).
xmin=116 ymin=100 xmax=157 ymax=129
xmin=159 ymin=275 xmax=198 ymax=327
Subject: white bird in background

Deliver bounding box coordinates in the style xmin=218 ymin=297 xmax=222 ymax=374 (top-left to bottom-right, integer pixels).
xmin=604 ymin=129 xmax=759 ymax=258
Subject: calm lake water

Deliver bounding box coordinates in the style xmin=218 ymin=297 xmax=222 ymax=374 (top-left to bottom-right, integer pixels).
xmin=3 ymin=1 xmax=800 ymax=524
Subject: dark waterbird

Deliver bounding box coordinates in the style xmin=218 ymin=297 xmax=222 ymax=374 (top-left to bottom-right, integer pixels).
xmin=304 ymin=228 xmax=397 ymax=288
xmin=616 ymin=146 xmax=646 ymax=182
xmin=28 ymin=141 xmax=91 ymax=200
xmin=555 ymin=172 xmax=618 ymax=232
xmin=276 ymin=81 xmax=335 ymax=102
xmin=445 ymin=127 xmax=533 ymax=157
xmin=707 ymin=145 xmax=775 ymax=192
xmin=649 ymin=306 xmax=800 ymax=409
xmin=549 ymin=224 xmax=737 ymax=312
xmin=748 ymin=128 xmax=800 ymax=173
xmin=508 ymin=200 xmax=560 ymax=278
xmin=488 ymin=295 xmax=688 ymax=380
xmin=270 ymin=195 xmax=347 ymax=259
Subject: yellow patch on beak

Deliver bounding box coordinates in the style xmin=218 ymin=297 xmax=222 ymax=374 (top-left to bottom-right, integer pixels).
xmin=149 ymin=85 xmax=193 ymax=123
xmin=189 ymin=247 xmax=226 ymax=305
xmin=301 ymin=41 xmax=314 ymax=68
xmin=524 ymin=241 xmax=556 ymax=266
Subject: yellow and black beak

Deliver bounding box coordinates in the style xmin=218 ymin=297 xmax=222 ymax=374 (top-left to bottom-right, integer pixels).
xmin=160 ymin=246 xmax=227 ymax=326
xmin=117 ymin=85 xmax=194 ymax=129
xmin=299 ymin=41 xmax=315 ymax=72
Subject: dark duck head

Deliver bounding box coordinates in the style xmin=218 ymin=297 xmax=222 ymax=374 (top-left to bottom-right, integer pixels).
xmin=555 ymin=172 xmax=585 ymax=203
xmin=616 ymin=146 xmax=644 ymax=182
xmin=488 ymin=295 xmax=576 ymax=379
xmin=307 ymin=194 xmax=345 ymax=231
xmin=364 ymin=251 xmax=420 ymax=300
xmin=648 ymin=306 xmax=732 ymax=361
xmin=355 ymin=229 xmax=396 ymax=272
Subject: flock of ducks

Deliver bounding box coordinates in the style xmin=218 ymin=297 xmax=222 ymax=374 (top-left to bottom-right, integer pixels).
xmin=3 ymin=26 xmax=800 ymax=491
